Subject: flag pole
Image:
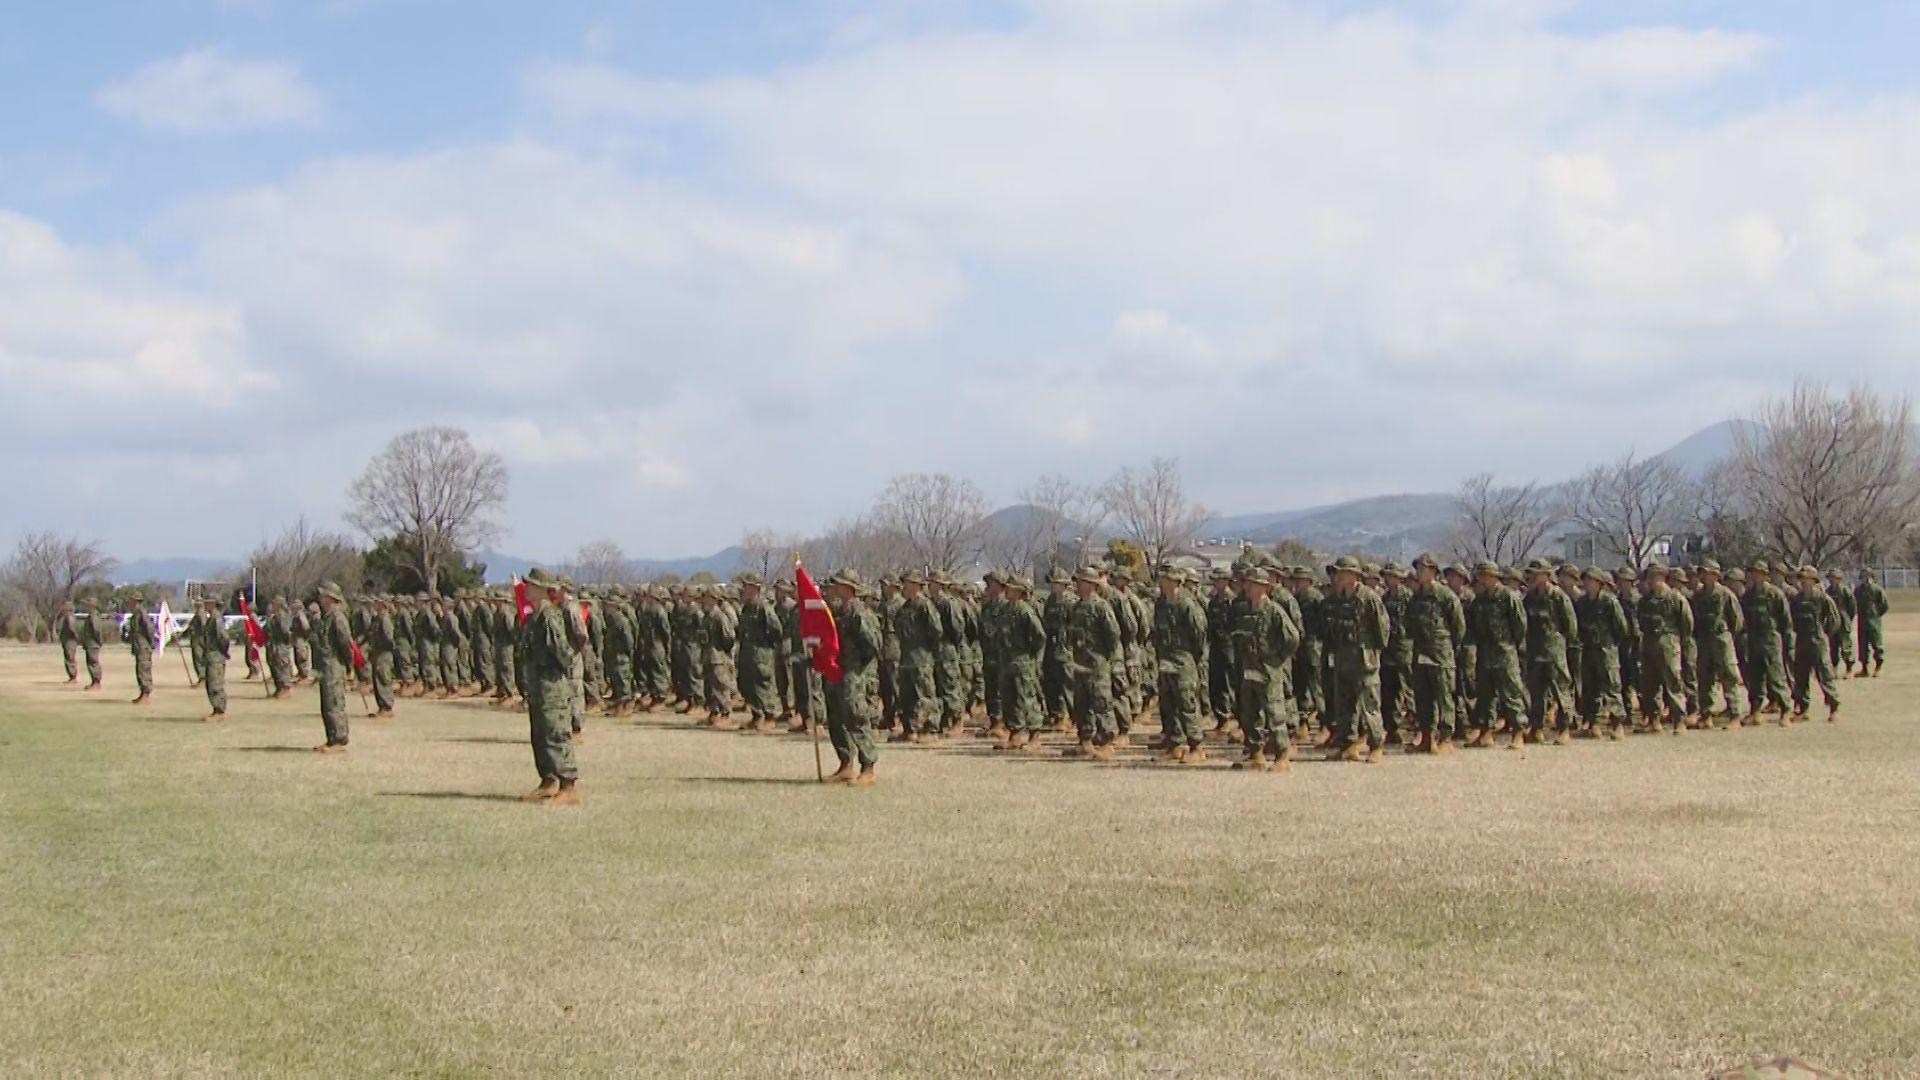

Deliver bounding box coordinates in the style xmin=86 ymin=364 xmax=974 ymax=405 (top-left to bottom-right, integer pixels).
xmin=796 ymin=552 xmax=825 ymax=782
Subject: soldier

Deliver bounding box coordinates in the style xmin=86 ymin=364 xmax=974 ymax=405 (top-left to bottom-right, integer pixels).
xmin=669 ymin=586 xmax=703 ymax=712
xmin=294 ymin=601 xmax=316 ymax=684
xmin=1228 ymin=562 xmax=1300 ymax=771
xmin=518 ymin=568 xmax=582 ymax=805
xmin=1150 ymin=565 xmax=1210 ymax=763
xmin=875 ymin=576 xmax=902 ymax=731
xmin=1041 ymin=569 xmax=1076 ymax=731
xmin=391 ymin=595 xmax=417 ymax=693
xmin=1405 ymin=554 xmax=1466 ymax=754
xmin=311 ymin=582 xmax=355 ymax=753
xmin=1671 ymin=567 xmax=1699 ymax=719
xmin=892 ymin=572 xmax=941 ymax=743
xmin=1066 ymin=567 xmax=1122 ymax=759
xmin=579 ymin=590 xmax=605 ymax=713
xmin=960 ymin=583 xmax=984 ymax=715
xmin=1574 ymin=567 xmax=1630 ymax=739
xmin=1821 ymin=569 xmax=1858 ymax=677
xmin=601 ymin=587 xmax=637 ymax=716
xmin=558 ymin=579 xmax=591 ymax=738
xmin=469 ymin=592 xmax=496 ymax=697
xmin=1522 ymin=559 xmax=1578 ymax=745
xmin=1855 ymin=569 xmax=1889 ymax=677
xmin=734 ymin=573 xmax=782 ymax=731
xmin=493 ymin=593 xmax=522 ymax=705
xmin=997 ymin=574 xmax=1048 ymax=752
xmin=778 ymin=581 xmax=820 ymax=734
xmin=1288 ymin=566 xmax=1326 ymax=735
xmin=1445 ymin=565 xmax=1476 ymax=722
xmin=1557 ymin=562 xmax=1585 ymax=715
xmin=636 ymin=586 xmax=671 ymax=709
xmin=1105 ymin=567 xmax=1142 ymax=735
xmin=1466 ymin=563 xmax=1525 ymax=747
xmin=978 ymin=571 xmax=1009 ymax=741
xmin=265 ymin=597 xmax=297 ymax=697
xmin=1739 ymin=562 xmax=1794 ymax=723
xmin=1613 ymin=568 xmax=1642 ymax=722
xmin=411 ymin=594 xmax=440 ymax=697
xmin=1636 ymin=564 xmax=1689 ymax=734
xmin=363 ymin=595 xmax=397 ymax=718
xmin=822 ymin=570 xmax=882 ymax=786
xmin=928 ymin=571 xmax=968 ymax=736
xmin=1690 ymin=560 xmax=1746 ymax=728
xmin=1204 ymin=569 xmax=1237 ymax=733
xmin=1320 ymin=556 xmax=1390 ymax=763
xmin=700 ymin=585 xmax=739 ymax=726
xmin=182 ymin=601 xmax=208 ymax=688
xmin=197 ymin=596 xmax=231 ymax=721
xmin=772 ymin=579 xmax=796 ymax=723
xmin=122 ymin=591 xmax=157 ymax=705
xmin=1789 ymin=566 xmax=1843 ymax=721
xmin=1378 ymin=563 xmax=1415 ymax=744
xmin=56 ymin=601 xmax=82 ymax=684
xmin=76 ymin=599 xmax=105 ymax=690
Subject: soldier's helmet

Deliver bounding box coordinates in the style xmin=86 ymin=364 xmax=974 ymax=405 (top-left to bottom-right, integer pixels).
xmin=1048 ymin=568 xmax=1072 ymax=586
xmin=737 ymin=572 xmax=764 ymax=589
xmin=827 ymin=569 xmax=862 ymax=591
xmin=1331 ymin=554 xmax=1364 ymax=575
xmin=1698 ymin=558 xmax=1722 ymax=574
xmin=525 ymin=567 xmax=563 ymax=591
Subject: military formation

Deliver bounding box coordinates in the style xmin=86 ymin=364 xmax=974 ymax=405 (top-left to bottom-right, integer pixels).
xmin=56 ymin=556 xmax=1894 ymax=796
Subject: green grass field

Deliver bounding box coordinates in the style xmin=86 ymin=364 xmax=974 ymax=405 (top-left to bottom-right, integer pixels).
xmin=3 ymin=622 xmax=1918 ymax=1078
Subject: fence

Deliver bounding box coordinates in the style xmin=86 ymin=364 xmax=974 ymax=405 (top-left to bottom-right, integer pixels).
xmin=1869 ymin=567 xmax=1919 ymax=590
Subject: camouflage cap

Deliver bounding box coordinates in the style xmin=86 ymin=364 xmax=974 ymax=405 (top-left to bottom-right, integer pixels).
xmin=1073 ymin=566 xmax=1104 ymax=584
xmin=982 ymin=569 xmax=1005 ymax=585
xmin=1525 ymin=557 xmax=1554 ymax=575
xmin=1501 ymin=565 xmax=1524 ymax=584
xmin=1411 ymin=553 xmax=1439 ymax=571
xmin=902 ymin=570 xmax=927 ymax=586
xmin=1444 ymin=563 xmax=1470 ymax=580
xmin=1047 ymin=568 xmax=1072 ymax=585
xmin=1473 ymin=561 xmax=1500 ymax=578
xmin=1645 ymin=561 xmax=1670 ymax=577
xmin=1799 ymin=564 xmax=1820 ymax=579
xmin=1725 ymin=567 xmax=1746 ymax=583
xmin=1698 ymin=557 xmax=1722 ymax=574
xmin=1748 ymin=560 xmax=1770 ymax=574
xmin=1107 ymin=565 xmax=1132 ymax=582
xmin=1331 ymin=554 xmax=1363 ymax=574
xmin=773 ymin=579 xmax=794 ymax=593
xmin=736 ymin=572 xmax=764 ymax=588
xmin=1614 ymin=568 xmax=1636 ymax=583
xmin=1005 ymin=573 xmax=1033 ymax=593
xmin=929 ymin=569 xmax=954 ymax=586
xmin=524 ymin=567 xmax=563 ymax=590
xmin=1670 ymin=567 xmax=1690 ymax=583
xmin=1581 ymin=565 xmax=1608 ymax=582
xmin=317 ymin=581 xmax=345 ymax=602
xmin=827 ymin=569 xmax=862 ymax=590
xmin=1382 ymin=561 xmax=1409 ymax=578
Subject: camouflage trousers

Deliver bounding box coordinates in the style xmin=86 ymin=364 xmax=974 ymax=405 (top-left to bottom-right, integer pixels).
xmin=203 ymin=656 xmax=227 ymax=713
xmin=739 ymin=656 xmax=779 ymax=718
xmin=670 ymin=646 xmax=698 ymax=702
xmin=1792 ymin=644 xmax=1839 ymax=712
xmin=1746 ymin=640 xmax=1791 ymax=713
xmin=1325 ymin=665 xmax=1384 ymax=749
xmin=132 ymin=649 xmax=154 ymax=695
xmin=1042 ymin=656 xmax=1073 ymax=720
xmin=1237 ymin=668 xmax=1295 ymax=752
xmin=1072 ymin=663 xmax=1116 ymax=743
xmin=583 ymin=648 xmax=603 ymax=705
xmin=414 ymin=642 xmax=438 ymax=688
xmin=394 ymin=641 xmax=416 ymax=684
xmin=494 ymin=641 xmax=518 ymax=697
xmin=1579 ymin=647 xmax=1623 ymax=725
xmin=638 ymin=646 xmax=667 ymax=699
xmin=528 ymin=673 xmax=578 ymax=782
xmin=570 ymin=653 xmax=585 ymax=733
xmin=268 ymin=645 xmax=296 ymax=692
xmin=1292 ymin=646 xmax=1324 ymax=720
xmin=876 ymin=654 xmax=896 ymax=723
xmin=471 ymin=638 xmax=495 ymax=690
xmin=1695 ymin=635 xmax=1744 ymax=717
xmin=826 ymin=670 xmax=880 ymax=768
xmin=981 ymin=654 xmax=1003 ymax=722
xmin=82 ymin=645 xmax=102 ymax=686
xmin=1000 ymin=661 xmax=1043 ymax=734
xmin=1858 ymin=620 xmax=1885 ymax=667
xmin=1639 ymin=637 xmax=1685 ymax=725
xmin=705 ymin=654 xmax=737 ymax=715
xmin=790 ymin=657 xmax=823 ymax=722
xmin=935 ymin=650 xmax=965 ymax=728
xmin=1410 ymin=659 xmax=1456 ymax=741
xmin=1380 ymin=661 xmax=1412 ymax=737
xmin=896 ymin=660 xmax=936 ymax=733
xmin=1471 ymin=650 xmax=1524 ymax=730
xmin=295 ymin=639 xmax=312 ymax=680
xmin=1207 ymin=648 xmax=1234 ymax=722
xmin=1157 ymin=661 xmax=1204 ymax=747
xmin=606 ymin=652 xmax=635 ymax=704
xmin=318 ymin=670 xmax=350 ymax=746
xmin=1828 ymin=623 xmax=1854 ymax=671
xmin=61 ymin=640 xmax=79 ymax=680
xmin=1525 ymin=656 xmax=1573 ymax=733
xmin=371 ymin=652 xmax=395 ymax=711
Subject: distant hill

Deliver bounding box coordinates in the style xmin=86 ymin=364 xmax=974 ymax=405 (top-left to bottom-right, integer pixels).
xmin=114 ymin=556 xmax=239 ymax=585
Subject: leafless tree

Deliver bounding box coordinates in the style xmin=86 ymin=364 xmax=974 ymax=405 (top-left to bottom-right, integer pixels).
xmin=739 ymin=528 xmax=809 ymax=582
xmin=1099 ymin=457 xmax=1210 ymax=567
xmin=248 ymin=517 xmax=363 ymax=602
xmin=810 ymin=514 xmax=912 ymax=580
xmin=1268 ymin=536 xmax=1321 ymax=568
xmin=1728 ymin=381 xmax=1920 ymax=566
xmin=346 ymin=426 xmax=508 ymax=593
xmin=990 ymin=474 xmax=1107 ymax=575
xmin=1689 ymin=459 xmax=1767 ymax=569
xmin=566 ymin=540 xmax=632 ymax=585
xmin=0 ymin=532 xmax=117 ymax=641
xmin=1558 ymin=451 xmax=1693 ymax=570
xmin=869 ymin=473 xmax=989 ymax=573
xmin=1447 ymin=473 xmax=1558 ymax=565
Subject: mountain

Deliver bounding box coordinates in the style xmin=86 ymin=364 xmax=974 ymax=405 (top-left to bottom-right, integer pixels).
xmin=1645 ymin=419 xmax=1753 ymax=479
xmin=114 ymin=556 xmax=239 ymax=585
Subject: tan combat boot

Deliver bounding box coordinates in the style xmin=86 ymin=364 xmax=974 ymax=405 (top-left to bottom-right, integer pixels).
xmin=1183 ymin=745 xmax=1207 ymax=765
xmin=826 ymin=759 xmax=858 ymax=784
xmin=1554 ymin=730 xmax=1573 ymax=746
xmin=848 ymin=765 xmax=877 ymax=787
xmin=1337 ymin=740 xmax=1365 ymax=763
xmin=1364 ymin=745 xmax=1385 ymax=764
xmin=549 ymin=781 xmax=581 ymax=806
xmin=1507 ymin=731 xmax=1526 ymax=750
xmin=521 ymin=779 xmax=560 ymax=802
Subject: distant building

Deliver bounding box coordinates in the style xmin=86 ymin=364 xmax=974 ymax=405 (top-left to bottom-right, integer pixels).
xmin=1561 ymin=530 xmax=1707 ymax=567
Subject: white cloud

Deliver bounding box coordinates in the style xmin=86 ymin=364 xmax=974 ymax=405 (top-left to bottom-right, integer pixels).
xmin=95 ymin=48 xmax=323 ymax=134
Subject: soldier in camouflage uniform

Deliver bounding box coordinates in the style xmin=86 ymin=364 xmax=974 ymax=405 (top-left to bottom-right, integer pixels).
xmin=1789 ymin=566 xmax=1843 ymax=720
xmin=669 ymin=586 xmax=704 ymax=712
xmin=1107 ymin=567 xmax=1147 ymax=736
xmin=1288 ymin=567 xmax=1326 ymax=735
xmin=1823 ymin=570 xmax=1857 ymax=677
xmin=312 ymin=582 xmax=355 ymax=753
xmin=1445 ymin=565 xmax=1475 ymax=722
xmin=56 ymin=602 xmax=82 ymax=684
xmin=1229 ymin=563 xmax=1300 ymax=771
xmin=1854 ymin=569 xmax=1888 ymax=676
xmin=469 ymin=592 xmax=496 ymax=697
xmin=1671 ymin=567 xmax=1699 ymax=719
xmin=492 ymin=593 xmax=521 ymax=705
xmin=1690 ymin=560 xmax=1746 ymax=728
xmin=1739 ymin=562 xmax=1794 ymax=722
xmin=266 ymin=597 xmax=297 ymax=698
xmin=636 ymin=587 xmax=671 ymax=709
xmin=892 ymin=571 xmax=942 ymax=742
xmin=1522 ymin=559 xmax=1578 ymax=744
xmin=978 ymin=571 xmax=1009 ymax=740
xmin=780 ymin=580 xmax=822 ymax=734
xmin=293 ymin=601 xmax=315 ymax=684
xmin=822 ymin=570 xmax=882 ymax=786
xmin=734 ymin=573 xmax=783 ymax=730
xmin=875 ymin=576 xmax=902 ymax=731
xmin=366 ymin=595 xmax=398 ymax=717
xmin=1150 ymin=565 xmax=1210 ymax=763
xmin=519 ymin=568 xmax=582 ymax=805
xmin=772 ymin=579 xmax=796 ymax=722
xmin=700 ymin=585 xmax=739 ymax=726
xmin=196 ymin=597 xmax=231 ymax=720
xmin=1066 ymin=567 xmax=1122 ymax=759
xmin=122 ymin=592 xmax=158 ymax=704
xmin=1322 ymin=555 xmax=1390 ymax=763
xmin=390 ymin=596 xmax=416 ymax=692
xmin=929 ymin=572 xmax=968 ymax=736
xmin=412 ymin=595 xmax=440 ymax=697
xmin=600 ymin=587 xmax=636 ymax=715
xmin=1575 ymin=567 xmax=1629 ymax=738
xmin=1378 ymin=563 xmax=1415 ymax=744
xmin=1636 ymin=565 xmax=1689 ymax=734
xmin=1466 ymin=563 xmax=1525 ymax=747
xmin=76 ymin=599 xmax=106 ymax=689
xmin=996 ymin=574 xmax=1048 ymax=752
xmin=1405 ymin=554 xmax=1465 ymax=753
xmin=1204 ymin=569 xmax=1237 ymax=733
xmin=1612 ymin=569 xmax=1641 ymax=721
xmin=1042 ymin=570 xmax=1076 ymax=730
xmin=184 ymin=602 xmax=208 ymax=688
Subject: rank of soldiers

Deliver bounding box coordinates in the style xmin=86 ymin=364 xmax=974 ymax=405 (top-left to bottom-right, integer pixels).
xmin=62 ymin=556 xmax=1893 ymax=802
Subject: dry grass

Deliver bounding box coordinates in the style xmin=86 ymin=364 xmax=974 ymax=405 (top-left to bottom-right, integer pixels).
xmin=3 ymin=618 xmax=1918 ymax=1079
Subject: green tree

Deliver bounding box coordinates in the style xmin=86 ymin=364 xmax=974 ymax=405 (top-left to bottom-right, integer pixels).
xmin=363 ymin=535 xmax=488 ymax=595
xmin=1104 ymin=538 xmax=1146 ymax=576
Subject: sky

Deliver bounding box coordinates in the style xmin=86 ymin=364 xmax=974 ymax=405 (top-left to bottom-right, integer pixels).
xmin=4 ymin=0 xmax=1919 ymax=563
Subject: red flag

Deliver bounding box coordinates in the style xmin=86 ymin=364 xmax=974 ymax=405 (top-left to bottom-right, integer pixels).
xmin=238 ymin=596 xmax=268 ymax=648
xmin=513 ymin=576 xmax=533 ymax=625
xmin=579 ymin=601 xmax=592 ymax=626
xmin=349 ymin=638 xmax=366 ymax=672
xmin=795 ymin=559 xmax=842 ymax=685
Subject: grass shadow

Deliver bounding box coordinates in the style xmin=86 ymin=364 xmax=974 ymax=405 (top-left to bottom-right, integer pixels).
xmin=674 ymin=776 xmax=825 ymax=787
xmin=437 ymin=736 xmax=524 ymax=746
xmin=378 ymin=790 xmax=526 ymax=803
xmin=222 ymin=745 xmax=320 ymax=754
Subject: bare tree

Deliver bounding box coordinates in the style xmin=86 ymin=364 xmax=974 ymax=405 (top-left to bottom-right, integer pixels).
xmin=996 ymin=474 xmax=1107 ymax=575
xmin=869 ymin=473 xmax=989 ymax=573
xmin=1559 ymin=451 xmax=1693 ymax=570
xmin=0 ymin=532 xmax=117 ymax=641
xmin=1268 ymin=536 xmax=1321 ymax=568
xmin=346 ymin=426 xmax=508 ymax=593
xmin=1447 ymin=473 xmax=1558 ymax=565
xmin=1729 ymin=381 xmax=1920 ymax=566
xmin=566 ymin=540 xmax=631 ymax=585
xmin=810 ymin=513 xmax=913 ymax=580
xmin=1690 ymin=459 xmax=1767 ymax=569
xmin=739 ymin=528 xmax=809 ymax=582
xmin=1099 ymin=458 xmax=1210 ymax=567
xmin=248 ymin=517 xmax=363 ymax=602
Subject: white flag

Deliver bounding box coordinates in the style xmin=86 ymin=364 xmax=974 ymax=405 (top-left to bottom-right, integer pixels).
xmin=155 ymin=601 xmax=172 ymax=657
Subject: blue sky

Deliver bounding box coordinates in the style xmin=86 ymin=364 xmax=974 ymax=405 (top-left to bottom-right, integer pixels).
xmin=4 ymin=0 xmax=1918 ymax=562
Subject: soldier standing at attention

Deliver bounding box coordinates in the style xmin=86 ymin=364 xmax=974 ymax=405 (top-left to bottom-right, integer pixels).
xmin=1042 ymin=570 xmax=1076 ymax=732
xmin=636 ymin=587 xmax=671 ymax=710
xmin=1466 ymin=563 xmax=1525 ymax=748
xmin=1690 ymin=560 xmax=1746 ymax=728
xmin=1288 ymin=567 xmax=1326 ymax=738
xmin=1854 ymin=569 xmax=1888 ymax=677
xmin=1671 ymin=568 xmax=1699 ymax=720
xmin=1823 ymin=570 xmax=1857 ymax=677
xmin=185 ymin=602 xmax=209 ymax=687
xmin=1378 ymin=564 xmax=1415 ymax=744
xmin=1446 ymin=565 xmax=1477 ymax=722
xmin=1575 ymin=567 xmax=1630 ymax=739
xmin=579 ymin=591 xmax=605 ymax=712
xmin=367 ymin=596 xmax=398 ymax=718
xmin=265 ymin=597 xmax=296 ymax=697
xmin=469 ymin=592 xmax=497 ymax=697
xmin=1522 ymin=559 xmax=1578 ymax=745
xmin=821 ymin=570 xmax=883 ymax=786
xmin=874 ymin=577 xmax=902 ymax=732
xmin=1150 ymin=565 xmax=1210 ymax=764
xmin=1066 ymin=567 xmax=1122 ymax=760
xmin=77 ymin=599 xmax=105 ymax=689
xmin=412 ymin=594 xmax=440 ymax=697
xmin=1104 ymin=567 xmax=1141 ymax=737
xmin=390 ymin=596 xmax=416 ymax=694
xmin=1636 ymin=565 xmax=1689 ymax=734
xmin=996 ymin=575 xmax=1048 ymax=753
xmin=700 ymin=585 xmax=740 ymax=727
xmin=669 ymin=586 xmax=703 ymax=712
xmin=1404 ymin=554 xmax=1465 ymax=754
xmin=56 ymin=601 xmax=82 ymax=684
xmin=1612 ymin=569 xmax=1641 ymax=722
xmin=1789 ymin=566 xmax=1843 ymax=721
xmin=1321 ymin=556 xmax=1390 ymax=763
xmin=734 ymin=573 xmax=782 ymax=731
xmin=560 ymin=581 xmax=590 ymax=738
xmin=772 ymin=579 xmax=796 ymax=724
xmin=123 ymin=591 xmax=157 ymax=705
xmin=1204 ymin=569 xmax=1237 ymax=735
xmin=1228 ymin=562 xmax=1300 ymax=771
xmin=437 ymin=595 xmax=469 ymax=697
xmin=891 ymin=572 xmax=940 ymax=743
xmin=493 ymin=593 xmax=522 ymax=705
xmin=197 ymin=597 xmax=231 ymax=721
xmin=518 ymin=569 xmax=581 ymax=805
xmin=311 ymin=582 xmax=355 ymax=753
xmin=929 ymin=571 xmax=968 ymax=737
xmin=600 ymin=587 xmax=637 ymax=716
xmin=978 ymin=571 xmax=1009 ymax=742
xmin=293 ymin=601 xmax=315 ymax=684
xmin=779 ymin=580 xmax=821 ymax=734
xmin=1739 ymin=562 xmax=1794 ymax=724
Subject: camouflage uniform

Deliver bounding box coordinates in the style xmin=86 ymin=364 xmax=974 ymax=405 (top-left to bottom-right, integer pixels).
xmin=1067 ymin=569 xmax=1122 ymax=751
xmin=1404 ymin=557 xmax=1466 ymax=747
xmin=1789 ymin=569 xmax=1843 ymax=714
xmin=1041 ymin=573 xmax=1076 ymax=724
xmin=1522 ymin=562 xmax=1578 ymax=737
xmin=1574 ymin=570 xmax=1629 ymax=734
xmin=520 ymin=570 xmax=580 ymax=789
xmin=892 ymin=577 xmax=942 ymax=737
xmin=123 ymin=598 xmax=157 ymax=699
xmin=823 ymin=572 xmax=882 ymax=776
xmin=1636 ymin=571 xmax=1689 ymax=730
xmin=1690 ymin=564 xmax=1746 ymax=720
xmin=1855 ymin=574 xmax=1889 ymax=673
xmin=734 ymin=577 xmax=782 ymax=721
xmin=998 ymin=579 xmax=1047 ymax=740
xmin=1231 ymin=575 xmax=1300 ymax=762
xmin=1150 ymin=567 xmax=1210 ymax=751
xmin=313 ymin=584 xmax=356 ymax=748
xmin=1378 ymin=567 xmax=1415 ymax=741
xmin=1468 ymin=566 xmax=1526 ymax=738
